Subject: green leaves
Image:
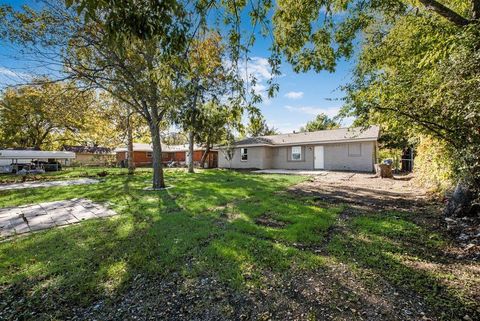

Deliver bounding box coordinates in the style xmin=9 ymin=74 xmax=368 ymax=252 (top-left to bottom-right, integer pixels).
xmin=0 ymin=81 xmax=97 ymax=149
xmin=345 ymin=6 xmax=480 ymax=189
xmin=300 ymin=113 xmax=340 ymax=132
xmin=65 ymin=0 xmax=188 ymax=42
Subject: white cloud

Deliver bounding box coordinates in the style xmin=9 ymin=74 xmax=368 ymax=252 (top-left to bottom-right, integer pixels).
xmin=284 ymin=91 xmax=304 ymax=99
xmin=284 ymin=105 xmax=341 ymax=118
xmin=0 ymin=67 xmax=18 ymax=77
xmin=247 ymin=57 xmax=272 ymax=81
xmin=238 ymin=56 xmax=274 ymax=103
xmin=0 ymin=67 xmax=32 ymax=79
xmin=0 ymin=67 xmax=34 ymax=88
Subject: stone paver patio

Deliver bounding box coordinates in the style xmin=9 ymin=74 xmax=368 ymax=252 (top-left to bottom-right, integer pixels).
xmin=0 ymin=198 xmax=117 ymax=238
xmin=0 ymin=178 xmax=99 ymax=191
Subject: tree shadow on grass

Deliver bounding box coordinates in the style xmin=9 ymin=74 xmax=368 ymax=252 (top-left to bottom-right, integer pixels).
xmin=0 ymin=170 xmax=310 ymax=320
xmin=327 ymin=212 xmax=480 ymax=320
xmin=0 ymin=170 xmax=477 ymax=320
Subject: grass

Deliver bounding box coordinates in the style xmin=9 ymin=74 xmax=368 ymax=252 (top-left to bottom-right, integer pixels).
xmin=328 ymin=211 xmax=478 ymax=319
xmin=0 ymin=168 xmax=478 ymax=320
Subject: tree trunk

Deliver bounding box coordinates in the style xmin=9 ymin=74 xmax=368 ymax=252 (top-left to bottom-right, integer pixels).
xmin=188 ymin=130 xmax=195 ymax=173
xmin=126 ymin=111 xmax=135 ymax=175
xmin=444 ymin=180 xmax=479 ymax=218
xmin=418 ymin=0 xmax=470 ymax=26
xmin=150 ymin=122 xmax=165 ymax=189
xmin=200 ymin=144 xmax=211 ymax=168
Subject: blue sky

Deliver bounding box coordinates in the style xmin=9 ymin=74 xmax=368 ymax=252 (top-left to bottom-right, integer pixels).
xmin=244 ymin=56 xmax=355 ymax=133
xmin=0 ymin=0 xmax=356 ymax=134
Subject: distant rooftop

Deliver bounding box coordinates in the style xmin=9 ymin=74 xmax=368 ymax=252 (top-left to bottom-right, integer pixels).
xmin=115 ymin=143 xmax=205 ymax=153
xmin=234 ymin=126 xmax=380 ymax=147
xmin=63 ymin=145 xmax=114 ymax=154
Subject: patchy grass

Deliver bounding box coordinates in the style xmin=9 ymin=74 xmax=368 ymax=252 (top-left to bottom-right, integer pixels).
xmin=328 ymin=211 xmax=478 ymax=320
xmin=0 ymin=168 xmax=332 ymax=318
xmin=0 ymin=168 xmax=478 ymax=320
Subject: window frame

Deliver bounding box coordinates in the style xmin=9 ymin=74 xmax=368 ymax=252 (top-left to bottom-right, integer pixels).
xmin=291 ymin=146 xmax=302 ymax=161
xmin=240 ymin=148 xmax=248 ymax=161
xmin=146 ymin=151 xmax=153 ymax=158
xmin=348 ymin=143 xmax=362 ymax=157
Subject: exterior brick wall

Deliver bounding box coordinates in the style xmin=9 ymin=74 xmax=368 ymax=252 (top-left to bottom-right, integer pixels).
xmin=116 ymin=150 xmax=218 ymax=167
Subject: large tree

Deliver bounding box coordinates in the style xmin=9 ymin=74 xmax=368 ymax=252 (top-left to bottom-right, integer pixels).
xmin=272 ymin=0 xmax=479 ymax=72
xmin=0 ymin=81 xmax=95 ymax=150
xmin=272 ymin=0 xmax=480 ymax=212
xmin=1 ymin=2 xmax=188 ymax=188
xmin=1 ymin=0 xmax=265 ymax=188
xmin=174 ymin=32 xmax=234 ymax=173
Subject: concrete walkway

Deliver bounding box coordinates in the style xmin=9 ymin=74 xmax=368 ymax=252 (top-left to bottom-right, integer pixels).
xmin=0 ymin=198 xmax=117 ymax=238
xmin=0 ymin=178 xmax=99 ymax=191
xmin=254 ymin=169 xmax=330 ymax=176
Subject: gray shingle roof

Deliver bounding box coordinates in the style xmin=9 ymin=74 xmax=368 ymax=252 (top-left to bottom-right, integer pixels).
xmin=114 ymin=143 xmax=205 ymax=153
xmin=234 ymin=126 xmax=380 ymax=146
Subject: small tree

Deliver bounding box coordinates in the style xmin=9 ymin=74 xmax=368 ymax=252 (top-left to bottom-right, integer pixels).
xmin=300 ymin=113 xmax=340 ymax=132
xmin=221 ymin=135 xmax=237 ymax=169
xmin=194 ymin=101 xmax=241 ymax=168
xmin=246 ymin=115 xmax=279 ymax=137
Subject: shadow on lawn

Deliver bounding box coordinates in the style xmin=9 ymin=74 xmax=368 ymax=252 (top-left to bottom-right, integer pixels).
xmin=0 ymin=171 xmax=311 ymax=319
xmin=328 ymin=212 xmax=479 ymax=320
xmin=0 ymin=170 xmax=478 ymax=320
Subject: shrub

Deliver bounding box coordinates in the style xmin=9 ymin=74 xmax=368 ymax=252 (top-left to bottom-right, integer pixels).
xmin=414 ymin=136 xmax=456 ymax=195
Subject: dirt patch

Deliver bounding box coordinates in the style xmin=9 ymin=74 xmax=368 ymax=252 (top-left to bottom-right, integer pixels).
xmin=63 ymin=268 xmax=444 ymax=321
xmin=255 ymin=213 xmax=288 ymax=228
xmin=289 ymin=172 xmax=433 ymax=212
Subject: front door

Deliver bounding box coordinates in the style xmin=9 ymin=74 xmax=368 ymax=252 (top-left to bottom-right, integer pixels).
xmin=314 ymin=146 xmax=324 ymax=169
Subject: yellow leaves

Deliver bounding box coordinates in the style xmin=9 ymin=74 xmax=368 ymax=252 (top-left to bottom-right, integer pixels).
xmin=0 ymin=81 xmax=118 ymax=149
xmin=188 ymin=33 xmax=224 ymax=77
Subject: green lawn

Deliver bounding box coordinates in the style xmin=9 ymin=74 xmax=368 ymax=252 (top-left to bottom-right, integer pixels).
xmin=0 ymin=168 xmax=478 ymax=320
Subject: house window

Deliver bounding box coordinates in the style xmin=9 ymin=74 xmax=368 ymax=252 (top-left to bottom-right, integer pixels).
xmin=348 ymin=143 xmax=361 ymax=157
xmin=291 ymin=146 xmax=302 ymax=160
xmin=241 ymin=148 xmax=248 ymax=161
xmin=146 ymin=152 xmax=153 ymax=158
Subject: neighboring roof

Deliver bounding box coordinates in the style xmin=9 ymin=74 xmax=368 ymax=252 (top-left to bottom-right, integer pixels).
xmin=115 ymin=143 xmax=153 ymax=152
xmin=115 ymin=143 xmax=205 ymax=153
xmin=63 ymin=145 xmax=114 ymax=155
xmin=233 ymin=126 xmax=380 ymax=147
xmin=0 ymin=150 xmax=76 ymax=159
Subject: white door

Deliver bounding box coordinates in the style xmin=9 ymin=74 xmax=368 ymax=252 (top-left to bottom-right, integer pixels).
xmin=314 ymin=146 xmax=324 ymax=169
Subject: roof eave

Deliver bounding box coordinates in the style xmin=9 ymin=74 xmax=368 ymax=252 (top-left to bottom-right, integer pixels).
xmin=230 ymin=137 xmax=378 ymax=148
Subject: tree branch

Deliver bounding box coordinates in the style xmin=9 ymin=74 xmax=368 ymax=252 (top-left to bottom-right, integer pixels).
xmin=418 ymin=0 xmax=471 ymax=26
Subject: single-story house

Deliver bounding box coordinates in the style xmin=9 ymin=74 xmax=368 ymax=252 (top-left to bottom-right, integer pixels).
xmin=63 ymin=145 xmax=115 ymax=166
xmin=115 ymin=143 xmax=218 ymax=168
xmin=218 ymin=126 xmax=380 ymax=172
